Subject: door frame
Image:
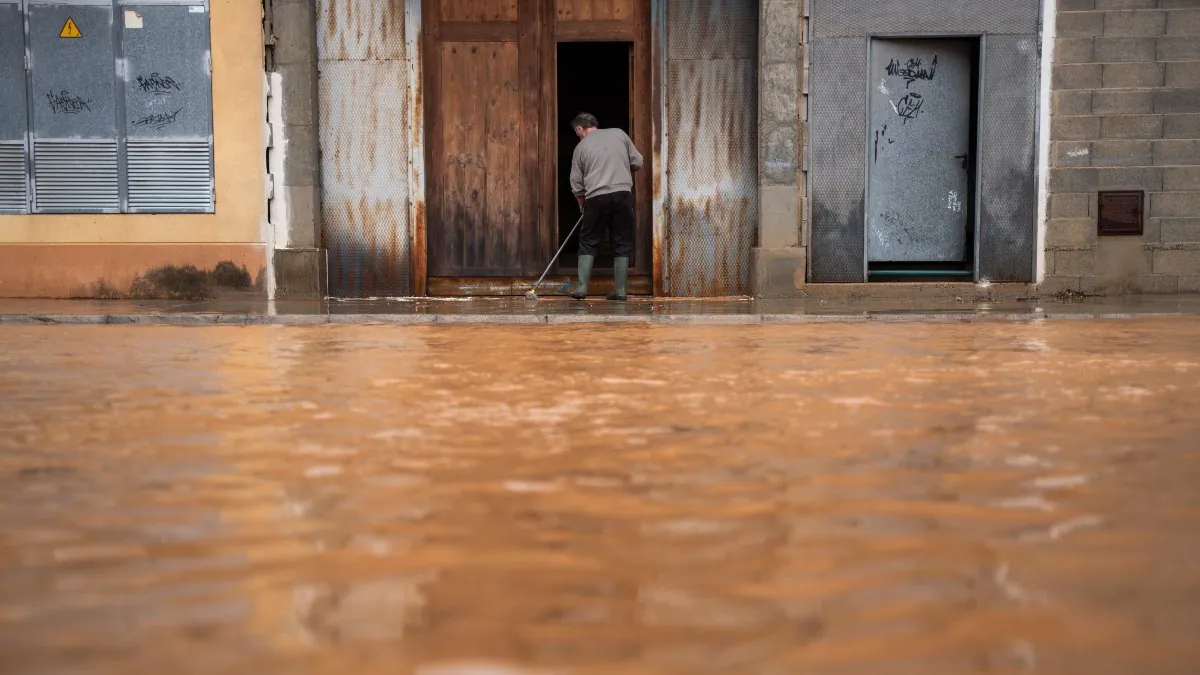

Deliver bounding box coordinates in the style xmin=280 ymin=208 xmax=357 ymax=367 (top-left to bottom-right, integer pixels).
xmin=550 ymin=16 xmax=653 ymax=278
xmin=414 ymin=0 xmax=662 ymax=296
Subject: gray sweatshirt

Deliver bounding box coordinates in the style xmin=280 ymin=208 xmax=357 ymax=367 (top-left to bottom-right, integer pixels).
xmin=570 ymin=128 xmax=644 ymax=199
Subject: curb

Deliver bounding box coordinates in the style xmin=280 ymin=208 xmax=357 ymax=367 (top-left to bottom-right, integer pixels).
xmin=0 ymin=312 xmax=1192 ymax=326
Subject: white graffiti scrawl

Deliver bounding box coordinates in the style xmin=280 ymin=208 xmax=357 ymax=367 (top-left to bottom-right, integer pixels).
xmin=947 ymin=191 xmax=963 ymax=213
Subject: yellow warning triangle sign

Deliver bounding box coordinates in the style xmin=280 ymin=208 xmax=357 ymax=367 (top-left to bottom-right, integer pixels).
xmin=59 ymin=17 xmax=82 ymax=39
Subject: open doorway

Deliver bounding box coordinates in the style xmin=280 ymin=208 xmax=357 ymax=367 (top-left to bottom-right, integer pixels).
xmin=556 ymin=41 xmax=632 ymax=272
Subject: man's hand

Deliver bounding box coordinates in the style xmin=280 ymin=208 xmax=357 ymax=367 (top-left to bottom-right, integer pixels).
xmin=577 ymin=195 xmax=585 ymax=213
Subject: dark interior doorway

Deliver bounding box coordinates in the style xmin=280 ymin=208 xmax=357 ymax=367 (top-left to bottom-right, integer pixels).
xmin=556 ymin=41 xmax=632 ymax=272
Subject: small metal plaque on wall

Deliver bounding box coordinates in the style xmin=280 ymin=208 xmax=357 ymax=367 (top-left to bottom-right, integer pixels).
xmin=1097 ymin=190 xmax=1144 ymax=236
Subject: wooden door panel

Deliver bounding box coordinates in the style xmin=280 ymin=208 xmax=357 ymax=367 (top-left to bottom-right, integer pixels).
xmin=437 ymin=42 xmax=481 ymax=275
xmin=482 ymin=43 xmax=522 ymax=271
xmin=427 ymin=0 xmax=536 ymax=278
xmin=441 ymin=0 xmax=518 ymax=22
xmin=556 ymin=0 xmax=633 ymax=21
xmin=435 ymin=42 xmax=523 ymax=275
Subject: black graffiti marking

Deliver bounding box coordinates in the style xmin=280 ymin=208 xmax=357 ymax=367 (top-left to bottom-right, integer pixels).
xmin=885 ymin=55 xmax=938 ymax=89
xmin=881 ymin=211 xmax=907 ymax=229
xmin=894 ymin=92 xmax=924 ymax=124
xmin=46 ymin=90 xmax=93 ymax=114
xmin=131 ymin=107 xmax=184 ymax=130
xmin=873 ymin=124 xmax=897 ymax=162
xmin=879 ymin=211 xmax=917 ymax=240
xmin=136 ymin=73 xmax=181 ymax=95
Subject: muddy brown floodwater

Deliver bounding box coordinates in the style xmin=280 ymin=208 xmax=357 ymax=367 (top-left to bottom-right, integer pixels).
xmin=1 ymin=321 xmax=1199 ymax=675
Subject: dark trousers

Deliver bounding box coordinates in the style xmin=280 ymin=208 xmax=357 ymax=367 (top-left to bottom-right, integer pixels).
xmin=578 ymin=190 xmax=635 ymax=257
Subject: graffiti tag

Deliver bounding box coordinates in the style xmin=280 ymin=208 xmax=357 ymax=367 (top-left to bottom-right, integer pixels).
xmin=46 ymin=90 xmax=93 ymax=114
xmin=136 ymin=73 xmax=181 ymax=95
xmin=131 ymin=107 xmax=183 ymax=130
xmin=886 ymin=55 xmax=938 ymax=89
xmin=892 ymin=92 xmax=925 ymax=124
xmin=873 ymin=124 xmax=895 ymax=162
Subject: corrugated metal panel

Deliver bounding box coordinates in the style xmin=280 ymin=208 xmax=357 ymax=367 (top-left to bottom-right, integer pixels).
xmin=809 ymin=38 xmax=867 ymax=282
xmin=121 ymin=3 xmax=214 ymax=213
xmin=317 ymin=0 xmax=412 ymax=298
xmin=317 ymin=58 xmax=411 ymax=298
xmin=27 ymin=2 xmax=120 ymax=212
xmin=34 ymin=140 xmax=120 ymax=212
xmin=127 ymin=139 xmax=212 ymax=211
xmin=666 ymin=0 xmax=756 ymax=61
xmin=317 ymin=0 xmax=406 ymax=61
xmin=978 ymin=35 xmax=1039 ymax=282
xmin=663 ymin=0 xmax=758 ymax=297
xmin=0 ymin=142 xmax=28 ymax=212
xmin=665 ymin=60 xmax=757 ymax=296
xmin=811 ymin=0 xmax=1039 ymax=39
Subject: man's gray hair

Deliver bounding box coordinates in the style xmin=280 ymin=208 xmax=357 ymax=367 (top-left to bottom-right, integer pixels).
xmin=571 ymin=112 xmax=599 ymax=130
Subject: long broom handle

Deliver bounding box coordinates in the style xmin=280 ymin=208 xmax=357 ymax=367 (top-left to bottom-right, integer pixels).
xmin=530 ymin=214 xmax=584 ymax=293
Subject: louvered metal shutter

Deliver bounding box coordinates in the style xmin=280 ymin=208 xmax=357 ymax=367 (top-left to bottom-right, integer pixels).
xmin=34 ymin=139 xmax=120 ymax=211
xmin=121 ymin=2 xmax=214 ymax=213
xmin=0 ymin=1 xmax=28 ymax=213
xmin=126 ymin=140 xmax=212 ymax=212
xmin=0 ymin=143 xmax=26 ymax=212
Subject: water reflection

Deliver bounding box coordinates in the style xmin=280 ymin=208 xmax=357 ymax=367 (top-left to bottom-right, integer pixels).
xmin=1 ymin=320 xmax=1198 ymax=674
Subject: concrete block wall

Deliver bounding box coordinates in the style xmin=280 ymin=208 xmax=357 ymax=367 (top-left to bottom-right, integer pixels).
xmin=264 ymin=0 xmax=325 ymax=299
xmin=752 ymin=0 xmax=809 ymax=297
xmin=1048 ymin=0 xmax=1200 ymax=294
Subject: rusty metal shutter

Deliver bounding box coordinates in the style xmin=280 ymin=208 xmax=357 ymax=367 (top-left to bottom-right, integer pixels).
xmin=663 ymin=0 xmax=759 ymax=297
xmin=120 ymin=1 xmax=214 ymax=213
xmin=0 ymin=1 xmax=28 ymax=212
xmin=316 ymin=0 xmax=412 ymax=297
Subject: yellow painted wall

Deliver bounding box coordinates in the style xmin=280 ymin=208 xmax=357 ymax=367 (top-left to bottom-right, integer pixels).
xmin=0 ymin=0 xmax=265 ymax=245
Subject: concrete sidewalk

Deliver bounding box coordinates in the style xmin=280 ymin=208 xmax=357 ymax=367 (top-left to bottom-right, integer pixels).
xmin=2 ymin=293 xmax=1199 ymax=325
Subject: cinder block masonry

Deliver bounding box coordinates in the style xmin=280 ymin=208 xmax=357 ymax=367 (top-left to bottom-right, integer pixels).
xmin=1046 ymin=1 xmax=1200 ymax=295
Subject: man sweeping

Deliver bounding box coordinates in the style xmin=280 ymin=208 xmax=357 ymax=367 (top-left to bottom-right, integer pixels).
xmin=564 ymin=112 xmax=643 ymax=301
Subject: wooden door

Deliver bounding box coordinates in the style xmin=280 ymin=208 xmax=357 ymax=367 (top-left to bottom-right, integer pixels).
xmin=424 ymin=0 xmax=652 ymax=287
xmin=424 ymin=0 xmax=544 ymax=277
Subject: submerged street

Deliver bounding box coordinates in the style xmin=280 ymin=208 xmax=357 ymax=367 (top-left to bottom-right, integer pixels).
xmin=1 ymin=320 xmax=1199 ymax=674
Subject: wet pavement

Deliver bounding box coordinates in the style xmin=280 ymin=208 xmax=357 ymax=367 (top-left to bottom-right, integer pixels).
xmin=1 ymin=319 xmax=1199 ymax=674
xmin=2 ymin=293 xmax=1200 ymax=324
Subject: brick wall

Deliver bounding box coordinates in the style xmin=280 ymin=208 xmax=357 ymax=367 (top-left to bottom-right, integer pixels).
xmin=1048 ymin=0 xmax=1200 ymax=294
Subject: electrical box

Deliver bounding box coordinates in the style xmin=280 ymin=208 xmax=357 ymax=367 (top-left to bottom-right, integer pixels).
xmin=28 ymin=0 xmax=120 ymax=212
xmin=121 ymin=1 xmax=214 ymax=212
xmin=2 ymin=0 xmax=214 ymax=215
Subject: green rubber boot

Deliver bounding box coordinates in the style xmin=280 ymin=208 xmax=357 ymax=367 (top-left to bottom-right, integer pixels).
xmin=567 ymin=254 xmax=594 ymax=300
xmin=607 ymin=256 xmax=628 ymax=301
